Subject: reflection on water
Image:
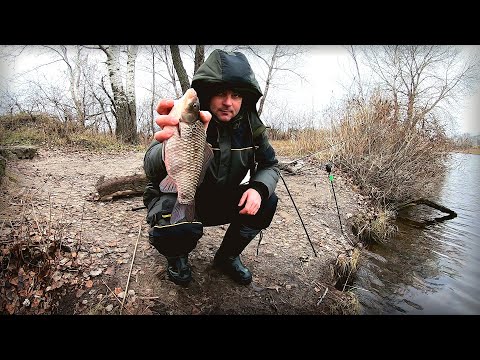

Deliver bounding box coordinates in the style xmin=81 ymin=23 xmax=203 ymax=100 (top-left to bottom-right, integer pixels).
xmin=353 ymin=153 xmax=480 ymax=315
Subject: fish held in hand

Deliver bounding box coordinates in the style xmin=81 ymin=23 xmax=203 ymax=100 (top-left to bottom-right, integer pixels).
xmin=159 ymin=88 xmax=213 ymax=224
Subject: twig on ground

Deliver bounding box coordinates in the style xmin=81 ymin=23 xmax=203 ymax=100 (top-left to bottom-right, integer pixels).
xmin=48 ymin=192 xmax=52 ymax=240
xmin=138 ymin=296 xmax=160 ymax=300
xmin=120 ymin=222 xmax=141 ymax=315
xmin=30 ymin=202 xmax=44 ymax=236
xmin=101 ymin=279 xmax=132 ymax=315
xmin=342 ymin=266 xmax=354 ymax=292
xmin=317 ymin=287 xmax=329 ymax=305
xmin=78 ymin=201 xmax=85 ymax=252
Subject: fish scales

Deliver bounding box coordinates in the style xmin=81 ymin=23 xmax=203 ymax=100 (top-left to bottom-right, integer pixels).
xmin=165 ymin=119 xmax=207 ymax=204
xmin=160 ymin=88 xmax=213 ymax=223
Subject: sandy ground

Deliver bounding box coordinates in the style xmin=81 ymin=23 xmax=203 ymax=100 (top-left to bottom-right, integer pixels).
xmin=0 ymin=147 xmax=371 ymax=315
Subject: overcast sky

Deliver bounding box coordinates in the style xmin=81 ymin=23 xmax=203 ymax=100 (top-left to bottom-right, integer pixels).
xmin=280 ymin=45 xmax=480 ymax=136
xmin=3 ymin=45 xmax=479 ymax=136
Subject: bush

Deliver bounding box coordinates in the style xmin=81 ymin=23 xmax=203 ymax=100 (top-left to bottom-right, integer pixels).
xmin=329 ymin=93 xmax=450 ymax=207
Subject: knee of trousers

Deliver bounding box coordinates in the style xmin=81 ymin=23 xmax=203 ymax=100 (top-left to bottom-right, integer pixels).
xmin=148 ymin=222 xmax=203 ymax=257
xmin=146 ymin=193 xmax=177 ymax=227
xmin=242 ymin=192 xmax=278 ymax=230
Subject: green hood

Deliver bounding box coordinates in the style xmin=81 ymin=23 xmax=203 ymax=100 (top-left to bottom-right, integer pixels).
xmin=191 ymin=49 xmax=263 ymax=110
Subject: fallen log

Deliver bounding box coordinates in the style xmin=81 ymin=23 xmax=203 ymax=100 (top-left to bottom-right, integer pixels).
xmin=95 ymin=173 xmax=148 ymax=201
xmin=396 ymin=198 xmax=457 ymax=226
xmin=278 ymin=160 xmax=305 ymax=174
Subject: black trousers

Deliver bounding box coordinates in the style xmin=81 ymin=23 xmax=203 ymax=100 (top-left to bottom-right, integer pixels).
xmin=196 ymin=184 xmax=278 ymax=230
xmin=147 ymin=184 xmax=278 ymax=257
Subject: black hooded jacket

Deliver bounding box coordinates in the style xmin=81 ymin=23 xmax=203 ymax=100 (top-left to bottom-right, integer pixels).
xmin=143 ymin=49 xmax=279 ymax=208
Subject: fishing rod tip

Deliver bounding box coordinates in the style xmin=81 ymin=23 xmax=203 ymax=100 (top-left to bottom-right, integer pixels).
xmin=325 ymin=162 xmax=333 ymax=173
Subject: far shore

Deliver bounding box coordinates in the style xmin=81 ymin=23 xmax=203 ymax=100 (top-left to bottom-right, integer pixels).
xmin=453 ymin=147 xmax=480 ymax=155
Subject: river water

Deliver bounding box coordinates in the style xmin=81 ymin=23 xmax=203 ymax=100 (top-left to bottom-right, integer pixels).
xmin=353 ymin=152 xmax=480 ymax=315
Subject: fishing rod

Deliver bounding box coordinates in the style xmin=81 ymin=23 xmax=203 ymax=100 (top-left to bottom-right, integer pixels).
xmin=278 ymin=158 xmax=355 ymax=255
xmin=324 ymin=162 xmax=355 ymax=246
xmin=325 ymin=162 xmax=342 ymax=231
xmin=279 ymin=172 xmax=318 ymax=257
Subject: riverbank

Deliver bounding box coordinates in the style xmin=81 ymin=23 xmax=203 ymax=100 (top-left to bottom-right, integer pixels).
xmin=0 ymin=146 xmax=372 ymax=315
xmin=452 ymin=147 xmax=480 ymax=155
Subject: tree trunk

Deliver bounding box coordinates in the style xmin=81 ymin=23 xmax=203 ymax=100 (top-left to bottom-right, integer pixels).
xmin=170 ymin=45 xmax=190 ymax=94
xmin=258 ymin=45 xmax=278 ymax=116
xmin=150 ymin=45 xmax=156 ymax=136
xmin=194 ymin=45 xmax=205 ymax=74
xmin=126 ymin=45 xmax=138 ymax=144
xmin=100 ymin=45 xmax=138 ymax=144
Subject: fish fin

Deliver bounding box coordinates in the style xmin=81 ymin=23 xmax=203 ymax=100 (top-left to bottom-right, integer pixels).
xmin=159 ymin=175 xmax=177 ymax=193
xmin=199 ymin=144 xmax=214 ymax=184
xmin=171 ymin=201 xmax=196 ymax=224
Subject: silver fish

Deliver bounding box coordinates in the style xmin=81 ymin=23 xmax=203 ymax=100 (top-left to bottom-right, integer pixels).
xmin=159 ymin=88 xmax=213 ymax=223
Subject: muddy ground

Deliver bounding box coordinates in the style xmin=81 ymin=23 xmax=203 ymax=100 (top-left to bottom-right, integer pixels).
xmin=0 ymin=147 xmax=373 ymax=315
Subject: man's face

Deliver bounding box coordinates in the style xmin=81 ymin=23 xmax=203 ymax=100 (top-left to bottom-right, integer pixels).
xmin=209 ymin=89 xmax=243 ymax=122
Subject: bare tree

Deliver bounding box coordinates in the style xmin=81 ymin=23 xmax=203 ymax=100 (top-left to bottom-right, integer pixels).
xmin=148 ymin=45 xmax=182 ymax=98
xmin=351 ymin=45 xmax=480 ymax=131
xmin=99 ymin=45 xmax=138 ymax=144
xmin=150 ymin=45 xmax=156 ymax=136
xmin=233 ymin=45 xmax=307 ymax=116
xmin=43 ymin=45 xmax=88 ymax=126
xmin=170 ymin=45 xmax=190 ymax=94
xmin=169 ymin=45 xmax=207 ymax=96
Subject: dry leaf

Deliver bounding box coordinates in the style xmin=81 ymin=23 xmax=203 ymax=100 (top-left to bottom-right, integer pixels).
xmin=6 ymin=303 xmax=15 ymax=315
xmin=32 ymin=297 xmax=41 ymax=308
xmin=104 ymin=267 xmax=115 ymax=276
xmin=191 ymin=306 xmax=201 ymax=315
xmin=90 ymin=269 xmax=102 ymax=277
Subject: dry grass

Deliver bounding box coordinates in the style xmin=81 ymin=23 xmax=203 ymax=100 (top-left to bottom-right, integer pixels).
xmin=0 ymin=189 xmax=81 ymax=314
xmin=272 ymin=128 xmax=330 ymax=156
xmin=332 ymin=248 xmax=361 ymax=291
xmin=328 ymin=94 xmax=450 ymax=207
xmin=0 ymin=113 xmax=146 ymax=152
xmin=351 ymin=210 xmax=398 ymax=245
xmin=452 ymin=147 xmax=480 ymax=155
xmin=326 ymin=290 xmax=361 ymax=315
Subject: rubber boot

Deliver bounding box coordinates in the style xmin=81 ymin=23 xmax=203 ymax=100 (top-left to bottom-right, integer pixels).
xmin=213 ymin=223 xmax=260 ymax=285
xmin=166 ymin=254 xmax=192 ymax=286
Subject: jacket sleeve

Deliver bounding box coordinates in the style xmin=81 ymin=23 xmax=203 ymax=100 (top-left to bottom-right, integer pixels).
xmin=250 ymin=131 xmax=280 ymax=199
xmin=143 ymin=140 xmax=167 ymax=207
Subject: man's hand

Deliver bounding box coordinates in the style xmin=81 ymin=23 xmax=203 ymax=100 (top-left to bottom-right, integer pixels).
xmin=153 ymin=99 xmax=212 ymax=142
xmin=238 ymin=188 xmax=262 ymax=216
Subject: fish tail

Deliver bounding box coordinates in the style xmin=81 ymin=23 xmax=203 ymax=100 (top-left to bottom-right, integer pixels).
xmin=171 ymin=200 xmax=196 ymax=224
